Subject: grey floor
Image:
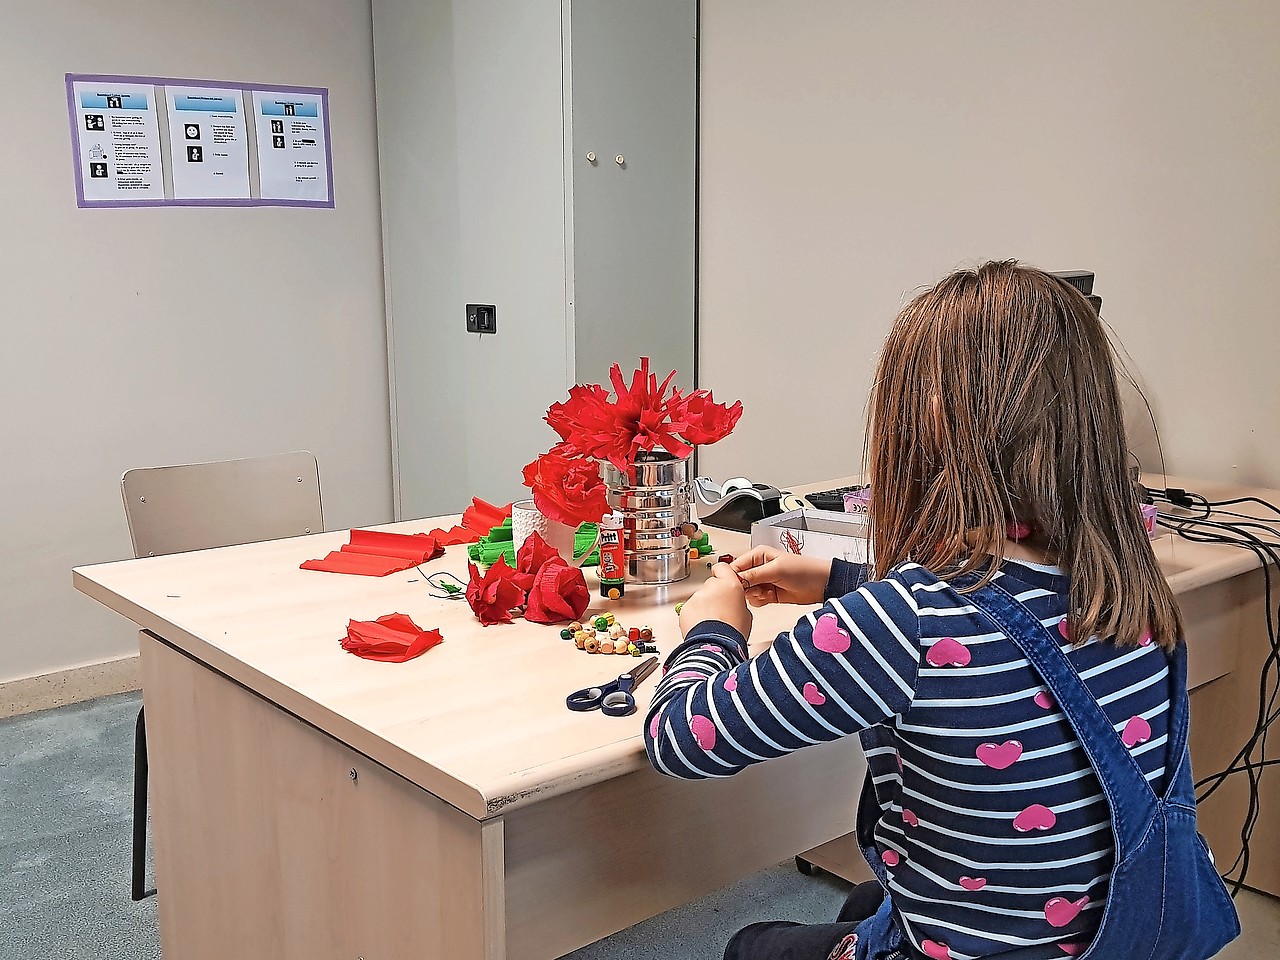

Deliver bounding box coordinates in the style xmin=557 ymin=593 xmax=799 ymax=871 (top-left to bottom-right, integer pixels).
xmin=2 ymin=693 xmax=1277 ymax=960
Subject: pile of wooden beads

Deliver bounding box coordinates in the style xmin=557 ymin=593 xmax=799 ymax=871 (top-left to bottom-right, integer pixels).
xmin=560 ymin=616 xmax=657 ymax=656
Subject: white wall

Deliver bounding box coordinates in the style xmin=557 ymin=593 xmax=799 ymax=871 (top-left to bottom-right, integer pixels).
xmin=1 ymin=0 xmax=392 ymax=683
xmin=699 ymin=0 xmax=1280 ymax=489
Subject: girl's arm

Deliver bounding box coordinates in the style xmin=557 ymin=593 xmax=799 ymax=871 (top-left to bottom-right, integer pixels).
xmin=644 ymin=573 xmax=921 ymax=780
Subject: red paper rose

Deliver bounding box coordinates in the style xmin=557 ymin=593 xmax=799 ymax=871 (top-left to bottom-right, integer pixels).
xmin=668 ymin=389 xmax=743 ymax=445
xmin=512 ymin=531 xmax=562 ymax=593
xmin=521 ymin=451 xmax=611 ymax=527
xmin=465 ymin=558 xmax=525 ymax=626
xmin=524 ymin=559 xmax=590 ymax=624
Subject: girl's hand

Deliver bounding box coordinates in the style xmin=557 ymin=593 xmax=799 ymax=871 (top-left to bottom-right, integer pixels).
xmin=679 ymin=563 xmax=753 ymax=639
xmin=731 ymin=546 xmax=831 ymax=607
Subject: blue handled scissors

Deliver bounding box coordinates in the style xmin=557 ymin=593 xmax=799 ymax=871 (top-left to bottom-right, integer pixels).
xmin=566 ymin=657 xmax=659 ymax=717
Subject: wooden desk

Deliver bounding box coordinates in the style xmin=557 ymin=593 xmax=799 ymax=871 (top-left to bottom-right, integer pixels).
xmin=73 ymin=474 xmax=1280 ymax=960
xmin=74 ymin=517 xmax=863 ymax=960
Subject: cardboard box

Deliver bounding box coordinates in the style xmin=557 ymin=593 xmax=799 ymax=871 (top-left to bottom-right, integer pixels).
xmin=751 ymin=508 xmax=871 ymax=563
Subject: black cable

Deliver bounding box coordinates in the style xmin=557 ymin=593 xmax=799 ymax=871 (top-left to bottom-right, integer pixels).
xmin=1151 ymin=500 xmax=1280 ymax=895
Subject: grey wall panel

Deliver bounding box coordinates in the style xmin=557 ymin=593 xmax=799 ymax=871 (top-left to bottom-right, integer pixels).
xmin=570 ymin=0 xmax=697 ymax=390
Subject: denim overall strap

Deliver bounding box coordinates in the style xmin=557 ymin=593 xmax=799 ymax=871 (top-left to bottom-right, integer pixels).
xmin=964 ymin=578 xmax=1180 ymax=860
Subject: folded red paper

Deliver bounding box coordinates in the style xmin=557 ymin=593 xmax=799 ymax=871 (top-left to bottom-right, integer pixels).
xmin=341 ymin=613 xmax=443 ymax=662
xmin=426 ymin=524 xmax=479 ymax=546
xmin=301 ymin=529 xmax=444 ymax=576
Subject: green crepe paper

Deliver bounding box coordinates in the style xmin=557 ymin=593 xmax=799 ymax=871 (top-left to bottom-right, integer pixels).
xmin=467 ymin=520 xmax=600 ymax=568
xmin=690 ymin=530 xmax=716 ymax=556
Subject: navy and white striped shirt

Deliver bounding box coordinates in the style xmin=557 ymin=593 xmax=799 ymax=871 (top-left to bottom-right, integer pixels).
xmin=645 ymin=559 xmax=1174 ymax=960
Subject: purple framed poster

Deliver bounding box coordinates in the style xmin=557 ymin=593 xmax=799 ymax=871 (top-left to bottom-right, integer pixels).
xmin=66 ymin=73 xmax=335 ymax=209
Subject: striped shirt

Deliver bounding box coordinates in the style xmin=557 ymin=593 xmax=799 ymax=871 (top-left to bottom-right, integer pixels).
xmin=645 ymin=559 xmax=1174 ymax=960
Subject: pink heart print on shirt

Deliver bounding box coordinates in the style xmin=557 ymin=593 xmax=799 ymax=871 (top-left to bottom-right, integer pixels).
xmin=921 ymin=940 xmax=952 ymax=960
xmin=959 ymin=876 xmax=987 ymax=891
xmin=1014 ymin=803 xmax=1057 ymax=832
xmin=802 ymin=682 xmax=826 ymax=705
xmin=1139 ymin=627 xmax=1154 ymax=647
xmin=902 ymin=808 xmax=919 ymax=827
xmin=1045 ymin=896 xmax=1090 ymax=928
xmin=1034 ymin=689 xmax=1055 ymax=709
xmin=1122 ymin=716 xmax=1152 ymax=748
xmin=812 ymin=613 xmax=852 ymax=654
xmin=690 ymin=715 xmax=717 ymax=752
xmin=724 ymin=671 xmax=738 ymax=692
xmin=1058 ymin=617 xmax=1071 ymax=641
xmin=649 ymin=714 xmax=660 ymax=739
xmin=1058 ymin=944 xmax=1087 ymax=957
xmin=976 ymin=740 xmax=1023 ymax=769
xmin=925 ymin=637 xmax=971 ymax=667
xmin=881 ymin=849 xmax=900 ymax=867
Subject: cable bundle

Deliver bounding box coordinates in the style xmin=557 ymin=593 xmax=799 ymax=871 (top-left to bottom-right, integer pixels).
xmin=1149 ymin=485 xmax=1280 ymax=895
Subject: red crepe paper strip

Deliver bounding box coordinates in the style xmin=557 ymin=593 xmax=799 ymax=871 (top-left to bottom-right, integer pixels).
xmin=461 ymin=498 xmax=512 ymax=537
xmin=427 ymin=524 xmax=479 ymax=546
xmin=520 ymin=452 xmax=611 ymax=528
xmin=524 ymin=560 xmax=590 ymax=624
xmin=302 ymin=529 xmax=443 ymax=576
xmin=341 ymin=613 xmax=443 ymax=662
xmin=302 ymin=552 xmax=419 ymax=577
xmin=465 ymin=558 xmax=526 ymax=626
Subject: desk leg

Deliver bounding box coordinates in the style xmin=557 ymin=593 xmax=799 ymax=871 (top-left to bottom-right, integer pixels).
xmin=139 ymin=632 xmax=507 ymax=959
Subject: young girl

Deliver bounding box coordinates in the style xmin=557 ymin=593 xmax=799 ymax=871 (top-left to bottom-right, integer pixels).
xmin=645 ymin=262 xmax=1239 ymax=960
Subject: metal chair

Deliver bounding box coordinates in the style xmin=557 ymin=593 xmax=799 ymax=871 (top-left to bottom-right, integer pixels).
xmin=120 ymin=451 xmax=324 ymax=900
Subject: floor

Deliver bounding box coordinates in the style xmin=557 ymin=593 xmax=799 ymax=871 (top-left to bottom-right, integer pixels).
xmin=2 ymin=692 xmax=1278 ymax=960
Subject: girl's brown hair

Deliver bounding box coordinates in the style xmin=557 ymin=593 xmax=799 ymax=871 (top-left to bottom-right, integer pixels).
xmin=866 ymin=260 xmax=1181 ymax=650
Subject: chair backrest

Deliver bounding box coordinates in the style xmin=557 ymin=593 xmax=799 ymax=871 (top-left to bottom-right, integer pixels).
xmin=122 ymin=452 xmax=323 ymax=558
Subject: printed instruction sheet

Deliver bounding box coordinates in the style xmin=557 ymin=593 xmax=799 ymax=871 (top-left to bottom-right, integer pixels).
xmin=164 ymin=86 xmax=251 ymax=200
xmin=71 ymin=80 xmax=165 ymax=202
xmin=251 ymin=90 xmax=332 ymax=203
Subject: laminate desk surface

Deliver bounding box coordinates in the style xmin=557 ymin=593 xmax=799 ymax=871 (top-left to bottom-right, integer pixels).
xmin=73 ymin=474 xmax=1278 ymax=825
xmin=74 ymin=508 xmax=795 ymax=822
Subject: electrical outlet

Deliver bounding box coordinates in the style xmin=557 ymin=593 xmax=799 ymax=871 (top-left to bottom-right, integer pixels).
xmin=466 ymin=304 xmax=496 ymax=335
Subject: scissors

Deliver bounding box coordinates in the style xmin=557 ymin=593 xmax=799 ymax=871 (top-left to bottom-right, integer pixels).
xmin=565 ymin=657 xmax=659 ymax=717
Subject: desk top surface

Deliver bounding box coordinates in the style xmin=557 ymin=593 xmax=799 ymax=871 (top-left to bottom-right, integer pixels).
xmin=73 ymin=474 xmax=1279 ymax=821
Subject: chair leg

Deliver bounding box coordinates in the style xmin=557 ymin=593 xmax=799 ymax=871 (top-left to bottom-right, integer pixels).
xmin=132 ymin=706 xmax=150 ymax=901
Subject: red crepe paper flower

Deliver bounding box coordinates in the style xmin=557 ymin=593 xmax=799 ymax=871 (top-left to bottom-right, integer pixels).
xmin=465 ymin=558 xmax=525 ymax=626
xmin=668 ymin=389 xmax=743 ymax=445
xmin=524 ymin=560 xmax=590 ymax=625
xmin=513 ymin=531 xmax=562 ymax=594
xmin=341 ymin=613 xmax=443 ymax=662
xmin=539 ymin=358 xmax=741 ymax=471
xmin=521 ymin=451 xmax=611 ymax=527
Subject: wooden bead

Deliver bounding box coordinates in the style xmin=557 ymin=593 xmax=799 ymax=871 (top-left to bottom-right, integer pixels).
xmin=609 ymin=624 xmax=623 ymax=639
xmin=584 ymin=636 xmax=600 ymax=654
xmin=640 ymin=627 xmax=653 ymax=641
xmin=628 ymin=626 xmax=641 ymax=642
xmin=569 ymin=621 xmax=582 ymax=633
xmin=599 ymin=639 xmax=615 ymax=655
xmin=575 ymin=632 xmax=588 ymax=649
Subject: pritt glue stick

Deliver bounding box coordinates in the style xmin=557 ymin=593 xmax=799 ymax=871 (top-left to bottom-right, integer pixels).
xmin=599 ymin=511 xmax=625 ymax=599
